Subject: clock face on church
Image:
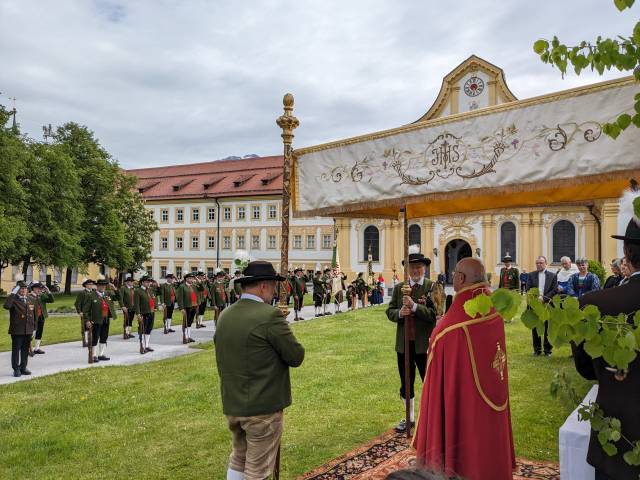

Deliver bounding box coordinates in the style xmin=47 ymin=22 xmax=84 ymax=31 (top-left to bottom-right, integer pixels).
xmin=463 ymin=76 xmax=484 ymax=97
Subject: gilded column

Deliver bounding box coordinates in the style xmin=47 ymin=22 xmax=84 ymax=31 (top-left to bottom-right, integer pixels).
xmin=601 ymin=200 xmax=620 ymax=274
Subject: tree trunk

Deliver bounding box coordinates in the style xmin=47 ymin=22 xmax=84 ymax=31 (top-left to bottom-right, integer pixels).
xmin=64 ymin=267 xmax=73 ymax=294
xmin=21 ymin=256 xmax=31 ymax=281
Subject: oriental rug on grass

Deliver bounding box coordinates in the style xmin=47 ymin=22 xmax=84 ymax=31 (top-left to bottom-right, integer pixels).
xmin=298 ymin=429 xmax=559 ymax=480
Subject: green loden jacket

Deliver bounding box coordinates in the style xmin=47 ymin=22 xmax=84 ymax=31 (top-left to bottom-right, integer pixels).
xmin=134 ymin=286 xmax=157 ymax=315
xmin=118 ymin=285 xmax=137 ymax=311
xmin=160 ymin=282 xmax=177 ymax=306
xmin=385 ymin=279 xmax=437 ymax=354
xmin=177 ymin=282 xmax=199 ymax=309
xmin=75 ymin=289 xmax=93 ymax=316
xmin=83 ymin=289 xmax=118 ymax=325
xmin=33 ymin=291 xmax=54 ymax=319
xmin=212 ymin=280 xmax=227 ymax=308
xmin=215 ymin=298 xmax=305 ymax=417
xmin=498 ymin=267 xmax=520 ymax=290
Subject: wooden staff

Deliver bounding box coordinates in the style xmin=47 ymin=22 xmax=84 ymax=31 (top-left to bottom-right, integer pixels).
xmin=138 ymin=315 xmax=145 ymax=354
xmin=273 ymin=444 xmax=281 ymax=480
xmin=80 ymin=313 xmax=87 ymax=347
xmin=122 ymin=308 xmax=128 ymax=339
xmin=162 ymin=302 xmax=168 ymax=334
xmin=401 ymin=207 xmax=412 ymax=438
xmin=87 ymin=321 xmax=94 ymax=364
xmin=182 ymin=309 xmax=188 ymax=344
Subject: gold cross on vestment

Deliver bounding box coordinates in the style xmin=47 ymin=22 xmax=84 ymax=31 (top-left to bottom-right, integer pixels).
xmin=492 ymin=342 xmax=506 ymax=381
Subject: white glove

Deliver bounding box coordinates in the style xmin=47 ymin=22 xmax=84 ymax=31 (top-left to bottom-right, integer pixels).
xmin=158 ymin=304 xmax=164 ymax=311
xmin=11 ymin=286 xmax=19 ymax=294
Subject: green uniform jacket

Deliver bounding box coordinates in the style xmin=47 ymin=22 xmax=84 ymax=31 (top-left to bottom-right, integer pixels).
xmin=195 ymin=281 xmax=210 ymax=305
xmin=177 ymin=283 xmax=199 ymax=309
xmin=215 ymin=298 xmax=305 ymax=417
xmin=498 ymin=267 xmax=520 ymax=290
xmin=354 ymin=277 xmax=367 ymax=295
xmin=4 ymin=294 xmax=37 ymax=335
xmin=83 ymin=290 xmax=118 ymax=325
xmin=312 ymin=277 xmax=325 ymax=298
xmin=33 ymin=292 xmax=54 ymax=319
xmin=385 ymin=280 xmax=437 ymax=354
xmin=160 ymin=282 xmax=177 ymax=305
xmin=213 ymin=280 xmax=227 ymax=308
xmin=118 ymin=285 xmax=137 ymax=311
xmin=134 ymin=287 xmax=157 ymax=315
xmin=75 ymin=289 xmax=92 ymax=315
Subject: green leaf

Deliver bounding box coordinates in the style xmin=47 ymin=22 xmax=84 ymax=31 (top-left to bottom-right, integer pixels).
xmin=611 ymin=430 xmax=622 ymax=442
xmin=602 ymin=442 xmax=618 ymax=456
xmin=632 ymin=114 xmax=640 ymax=128
xmin=614 ymin=0 xmax=628 ymax=11
xmin=635 ymin=100 xmax=640 ymax=114
xmin=533 ymin=39 xmax=549 ymax=55
xmin=521 ymin=308 xmax=541 ymax=330
xmin=618 ymin=113 xmax=632 ymax=130
xmin=584 ymin=336 xmax=604 ymax=358
xmin=623 ymin=450 xmax=640 ymax=466
xmin=613 ymin=348 xmax=637 ymax=370
xmin=475 ymin=294 xmax=492 ymax=316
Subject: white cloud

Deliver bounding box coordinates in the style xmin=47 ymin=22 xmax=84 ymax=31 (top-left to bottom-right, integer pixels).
xmin=0 ymin=0 xmax=636 ymax=168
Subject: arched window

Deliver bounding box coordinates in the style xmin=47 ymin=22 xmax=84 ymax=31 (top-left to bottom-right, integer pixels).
xmin=409 ymin=224 xmax=421 ymax=248
xmin=552 ymin=220 xmax=576 ymax=263
xmin=363 ymin=226 xmax=380 ymax=262
xmin=500 ymin=222 xmax=517 ymax=262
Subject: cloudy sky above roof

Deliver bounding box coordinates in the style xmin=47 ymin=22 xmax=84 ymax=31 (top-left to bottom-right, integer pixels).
xmin=1 ymin=0 xmax=636 ymax=169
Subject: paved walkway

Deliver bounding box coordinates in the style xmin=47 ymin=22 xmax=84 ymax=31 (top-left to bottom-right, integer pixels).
xmin=0 ymin=300 xmax=385 ymax=385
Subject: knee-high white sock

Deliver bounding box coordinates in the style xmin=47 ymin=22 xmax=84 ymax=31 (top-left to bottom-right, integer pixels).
xmin=226 ymin=469 xmax=244 ymax=480
xmin=99 ymin=343 xmax=106 ymax=356
xmin=84 ymin=331 xmax=88 ymax=343
xmin=187 ymin=327 xmax=191 ymax=338
xmin=145 ymin=334 xmax=150 ymax=348
xmin=410 ymin=398 xmax=415 ymax=422
xmin=167 ymin=318 xmax=172 ymax=329
xmin=35 ymin=340 xmax=41 ymax=350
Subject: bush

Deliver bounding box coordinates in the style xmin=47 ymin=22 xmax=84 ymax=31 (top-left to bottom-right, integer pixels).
xmin=588 ymin=260 xmax=606 ymax=286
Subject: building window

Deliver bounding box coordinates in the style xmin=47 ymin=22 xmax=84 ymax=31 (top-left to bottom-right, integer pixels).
xmin=237 ymin=235 xmax=245 ymax=249
xmin=146 ymin=266 xmax=153 ymax=278
xmin=409 ymin=224 xmax=421 ymax=248
xmin=160 ymin=266 xmax=167 ymax=278
xmin=322 ymin=234 xmax=332 ymax=249
xmin=176 ymin=236 xmax=183 ymax=249
xmin=268 ymin=235 xmax=277 ymax=249
xmin=192 ymin=236 xmax=199 ymax=250
xmin=552 ymin=220 xmax=576 ymax=263
xmin=237 ymin=206 xmax=246 ymax=220
xmin=191 ymin=266 xmax=198 ymax=273
xmin=268 ymin=205 xmax=277 ymax=220
xmin=252 ymin=235 xmax=260 ymax=249
xmin=293 ymin=235 xmax=302 ymax=249
xmin=223 ymin=236 xmax=231 ymax=249
xmin=363 ymin=225 xmax=380 ymax=261
xmin=175 ymin=266 xmax=183 ymax=278
xmin=252 ymin=205 xmax=261 ymax=220
xmin=39 ymin=265 xmax=47 ymax=282
xmin=160 ymin=237 xmax=168 ymax=250
xmin=223 ymin=207 xmax=231 ymax=221
xmin=192 ymin=208 xmax=200 ymax=222
xmin=207 ymin=207 xmax=216 ymax=221
xmin=208 ymin=236 xmax=215 ymax=249
xmin=306 ymin=234 xmax=316 ymax=249
xmin=500 ymin=222 xmax=517 ymax=262
xmin=176 ymin=209 xmax=184 ymax=222
xmin=161 ymin=209 xmax=169 ymax=222
xmin=207 ymin=267 xmax=215 ymax=277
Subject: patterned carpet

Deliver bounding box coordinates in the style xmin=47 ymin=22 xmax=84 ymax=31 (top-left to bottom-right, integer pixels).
xmin=298 ymin=429 xmax=559 ymax=480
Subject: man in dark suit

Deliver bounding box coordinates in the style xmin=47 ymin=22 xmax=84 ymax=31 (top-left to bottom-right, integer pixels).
xmin=4 ymin=281 xmax=37 ymax=377
xmin=525 ymin=255 xmax=558 ymax=356
xmin=572 ymin=202 xmax=640 ymax=480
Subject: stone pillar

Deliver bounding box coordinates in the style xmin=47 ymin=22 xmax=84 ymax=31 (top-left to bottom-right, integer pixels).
xmin=601 ymin=200 xmax=620 ymax=274
xmin=481 ymin=215 xmax=496 ymax=285
xmin=531 ymin=210 xmax=544 ymax=264
xmin=423 ymin=218 xmax=435 ymax=280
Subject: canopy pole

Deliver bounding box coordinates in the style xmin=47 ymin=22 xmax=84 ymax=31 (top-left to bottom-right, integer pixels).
xmin=401 ymin=206 xmax=412 ymax=438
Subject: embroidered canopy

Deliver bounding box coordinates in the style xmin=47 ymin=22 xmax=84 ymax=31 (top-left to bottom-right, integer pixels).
xmin=292 ymin=76 xmax=640 ymax=219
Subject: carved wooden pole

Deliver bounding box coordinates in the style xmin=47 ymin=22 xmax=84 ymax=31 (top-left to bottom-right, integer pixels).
xmin=276 ymin=93 xmax=299 ymax=319
xmin=401 ymin=206 xmax=412 ymax=438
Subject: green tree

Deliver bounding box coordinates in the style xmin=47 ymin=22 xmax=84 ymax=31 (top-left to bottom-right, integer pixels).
xmin=533 ymin=0 xmax=639 ymax=138
xmin=54 ymin=123 xmax=128 ymax=291
xmin=114 ymin=173 xmax=158 ymax=275
xmin=0 ymin=106 xmax=30 ymax=287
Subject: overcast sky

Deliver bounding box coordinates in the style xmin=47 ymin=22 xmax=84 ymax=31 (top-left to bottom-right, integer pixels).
xmin=1 ymin=1 xmax=636 ymax=169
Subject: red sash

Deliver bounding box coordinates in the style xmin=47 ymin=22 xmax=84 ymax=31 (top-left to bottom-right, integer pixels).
xmin=101 ymin=298 xmax=109 ymax=318
xmin=190 ymin=289 xmax=197 ymax=305
xmin=170 ymin=288 xmax=175 ymax=302
xmin=149 ymin=295 xmax=155 ymax=310
xmin=36 ymin=304 xmax=43 ymax=319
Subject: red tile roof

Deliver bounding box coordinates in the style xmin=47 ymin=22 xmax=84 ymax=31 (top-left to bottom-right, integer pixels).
xmin=126 ymin=156 xmax=285 ymax=201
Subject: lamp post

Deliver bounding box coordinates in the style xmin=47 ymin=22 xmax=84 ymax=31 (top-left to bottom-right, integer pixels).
xmin=276 ymin=93 xmax=299 ymax=318
xmin=42 ymin=123 xmax=53 ymax=143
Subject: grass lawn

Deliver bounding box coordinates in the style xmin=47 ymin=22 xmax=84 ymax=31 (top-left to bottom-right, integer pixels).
xmin=0 ymin=306 xmax=592 ymax=479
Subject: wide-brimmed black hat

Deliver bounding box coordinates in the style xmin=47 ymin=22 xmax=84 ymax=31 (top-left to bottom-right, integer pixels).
xmin=30 ymin=282 xmax=45 ymax=290
xmin=294 ymin=268 xmax=303 ymax=273
xmin=502 ymin=254 xmax=513 ymax=263
xmin=237 ymin=261 xmax=285 ymax=284
xmin=82 ymin=278 xmax=95 ymax=287
xmin=183 ymin=272 xmax=195 ymax=279
xmin=124 ymin=274 xmax=134 ymax=282
xmin=612 ymin=219 xmax=640 ymax=244
xmin=165 ymin=273 xmax=175 ymax=279
xmin=140 ymin=275 xmax=154 ymax=283
xmin=96 ymin=279 xmax=109 ymax=286
xmin=215 ymin=271 xmax=225 ymax=277
xmin=16 ymin=281 xmax=27 ymax=288
xmin=323 ymin=268 xmax=331 ymax=273
xmin=402 ymin=253 xmax=431 ymax=267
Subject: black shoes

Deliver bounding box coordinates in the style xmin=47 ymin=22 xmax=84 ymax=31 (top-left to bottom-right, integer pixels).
xmin=168 ymin=328 xmax=176 ymax=333
xmin=93 ymin=357 xmax=100 ymax=362
xmin=144 ymin=348 xmax=154 ymax=353
xmin=544 ymin=352 xmax=552 ymax=357
xmin=21 ymin=369 xmax=32 ymax=375
xmin=394 ymin=419 xmax=414 ymax=434
xmin=533 ymin=352 xmax=541 ymax=356
xmin=13 ymin=369 xmax=21 ymax=377
xmin=33 ymin=349 xmax=45 ymax=355
xmin=98 ymin=355 xmax=110 ymax=361
xmin=188 ymin=338 xmax=196 ymax=343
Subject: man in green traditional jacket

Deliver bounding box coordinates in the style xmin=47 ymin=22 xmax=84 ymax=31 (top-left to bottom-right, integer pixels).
xmin=312 ymin=271 xmax=325 ymax=317
xmin=29 ymin=282 xmax=54 ymax=355
xmin=118 ymin=274 xmax=137 ymax=340
xmin=75 ymin=278 xmax=95 ymax=347
xmin=215 ymin=261 xmax=305 ymax=480
xmin=159 ymin=273 xmax=177 ymax=334
xmin=177 ymin=273 xmax=199 ymax=343
xmin=212 ymin=270 xmax=228 ymax=324
xmin=321 ymin=268 xmax=333 ymax=316
xmin=293 ymin=268 xmax=306 ymax=320
xmin=83 ymin=278 xmax=118 ymax=363
xmin=498 ymin=254 xmax=520 ymax=290
xmin=135 ymin=275 xmax=157 ymax=354
xmin=385 ymin=251 xmax=437 ymax=434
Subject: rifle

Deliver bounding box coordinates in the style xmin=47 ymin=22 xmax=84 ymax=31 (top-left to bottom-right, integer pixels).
xmin=138 ymin=315 xmax=145 ymax=354
xmin=87 ymin=321 xmax=94 ymax=364
xmin=80 ymin=313 xmax=87 ymax=347
xmin=293 ymin=295 xmax=299 ymax=321
xmin=162 ymin=303 xmax=168 ymax=334
xmin=182 ymin=309 xmax=188 ymax=344
xmin=122 ymin=308 xmax=128 ymax=339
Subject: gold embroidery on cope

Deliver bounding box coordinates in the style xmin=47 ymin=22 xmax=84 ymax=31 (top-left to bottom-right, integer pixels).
xmin=492 ymin=342 xmax=507 ymax=381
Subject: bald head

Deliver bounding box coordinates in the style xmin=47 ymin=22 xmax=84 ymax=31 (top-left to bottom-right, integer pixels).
xmin=453 ymin=257 xmax=487 ymax=292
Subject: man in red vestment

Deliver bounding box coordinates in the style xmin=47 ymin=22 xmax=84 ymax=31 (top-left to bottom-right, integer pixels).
xmin=413 ymin=258 xmax=515 ymax=480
